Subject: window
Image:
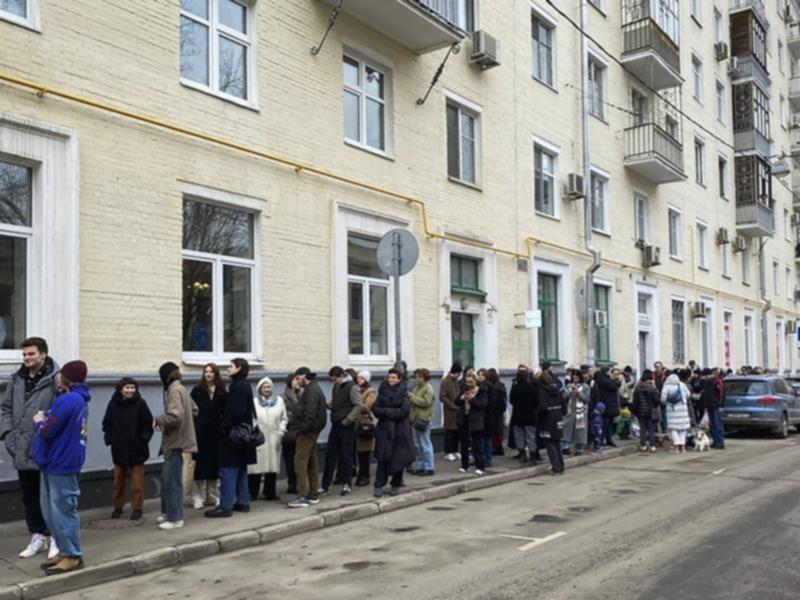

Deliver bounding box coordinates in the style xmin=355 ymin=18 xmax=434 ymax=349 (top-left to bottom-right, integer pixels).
xmin=0 ymin=0 xmax=38 ymax=29
xmin=182 ymin=198 xmax=256 ymax=358
xmin=534 ymin=143 xmax=558 ymax=217
xmin=588 ymin=57 xmax=607 ymax=120
xmin=694 ymin=138 xmax=705 ymax=185
xmin=631 ymin=89 xmax=648 ymax=127
xmin=742 ymin=241 xmax=751 ymax=284
xmin=752 ymin=84 xmax=771 ymax=139
xmin=590 ymin=170 xmax=609 ymax=233
xmin=668 ymin=208 xmax=682 ymax=259
xmin=665 ymin=115 xmax=679 ymax=140
xmin=715 ymin=80 xmax=726 ymax=123
xmin=718 ymin=156 xmax=728 ymax=199
xmin=696 ymin=221 xmax=709 ymax=269
xmin=594 ymin=284 xmax=611 ymax=363
xmin=780 ymin=96 xmax=787 ymax=129
xmin=779 ymin=40 xmax=785 ymax=73
xmin=446 ymin=99 xmax=480 ymax=185
xmin=671 ymin=299 xmax=685 ymax=365
xmin=442 ymin=0 xmax=475 ymax=31
xmin=343 ymin=54 xmax=390 ymax=154
xmin=450 ymin=255 xmax=484 ymax=295
xmin=774 ymin=260 xmax=780 ymax=295
xmin=531 ymin=12 xmax=555 ymax=87
xmin=588 ymin=0 xmax=604 ymax=10
xmin=785 ymin=207 xmax=791 ymax=240
xmin=692 ymin=55 xmax=703 ymax=102
xmin=0 ymin=160 xmax=31 ymax=351
xmin=180 ymin=0 xmax=254 ymax=103
xmin=743 ymin=313 xmax=754 ymax=365
xmin=787 ymin=267 xmax=793 ymax=299
xmin=538 ymin=273 xmax=559 ymax=362
xmin=690 ymin=0 xmax=700 ymax=23
xmin=634 ymin=193 xmax=649 ymax=243
xmin=347 ymin=233 xmax=390 ymax=358
xmin=722 ymin=241 xmax=730 ymax=278
xmin=713 ymin=7 xmax=723 ymax=43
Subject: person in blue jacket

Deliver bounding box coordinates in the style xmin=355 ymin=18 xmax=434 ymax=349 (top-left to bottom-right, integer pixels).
xmin=32 ymin=360 xmax=90 ymax=576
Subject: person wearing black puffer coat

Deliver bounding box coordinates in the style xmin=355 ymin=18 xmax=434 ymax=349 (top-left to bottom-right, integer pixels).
xmin=536 ymin=363 xmax=567 ymax=474
xmin=372 ymin=368 xmax=415 ymax=498
xmin=632 ymin=369 xmax=659 ymax=453
xmin=483 ymin=369 xmax=507 ymax=466
xmin=593 ymin=367 xmax=621 ymax=448
xmin=509 ymin=365 xmax=541 ymax=463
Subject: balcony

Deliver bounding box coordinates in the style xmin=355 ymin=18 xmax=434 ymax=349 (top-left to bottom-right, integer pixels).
xmin=790 ymin=77 xmax=800 ymax=109
xmin=736 ymin=202 xmax=775 ymax=237
xmin=623 ymin=123 xmax=686 ymax=183
xmin=734 ymin=128 xmax=772 ymax=157
xmin=621 ymin=17 xmax=681 ymax=90
xmin=789 ymin=22 xmax=800 ymax=57
xmin=729 ymin=55 xmax=771 ymax=92
xmin=730 ymin=0 xmax=767 ymax=27
xmin=319 ymin=0 xmax=468 ymax=54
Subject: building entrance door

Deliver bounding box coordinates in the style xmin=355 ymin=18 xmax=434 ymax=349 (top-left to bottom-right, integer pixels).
xmin=452 ymin=312 xmax=475 ymax=367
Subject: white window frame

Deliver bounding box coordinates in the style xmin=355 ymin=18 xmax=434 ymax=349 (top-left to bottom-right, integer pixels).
xmin=785 ymin=207 xmax=792 ymax=241
xmin=634 ymin=191 xmax=649 ymax=243
xmin=694 ymin=137 xmax=706 ymax=185
xmin=698 ymin=295 xmax=716 ymax=368
xmin=787 ymin=266 xmax=793 ymax=300
xmin=742 ymin=241 xmax=751 ymax=284
xmin=671 ymin=296 xmax=686 ymax=365
xmin=690 ymin=0 xmax=701 ymax=24
xmin=590 ymin=165 xmax=610 ymax=235
xmin=718 ymin=154 xmax=729 ymax=200
xmin=715 ymin=79 xmax=726 ymax=123
xmin=342 ymin=46 xmax=394 ymax=158
xmin=696 ymin=220 xmax=709 ymax=270
xmin=179 ymin=0 xmax=259 ymax=109
xmin=691 ymin=54 xmax=703 ymax=103
xmin=588 ymin=0 xmax=605 ymax=12
xmin=444 ymin=90 xmax=483 ymax=188
xmin=0 ymin=0 xmax=39 ymax=31
xmin=668 ymin=206 xmax=683 ymax=260
xmin=774 ymin=260 xmax=780 ymax=295
xmin=533 ymin=135 xmax=560 ymax=219
xmin=180 ymin=184 xmax=263 ymax=365
xmin=743 ymin=309 xmax=755 ymax=365
xmin=587 ymin=49 xmax=608 ymax=122
xmin=713 ymin=7 xmax=723 ymax=43
xmin=346 ymin=235 xmax=392 ymax=363
xmin=531 ymin=2 xmax=558 ymax=90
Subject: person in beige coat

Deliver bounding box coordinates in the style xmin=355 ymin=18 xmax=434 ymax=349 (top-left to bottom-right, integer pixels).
xmin=355 ymin=371 xmax=377 ymax=487
xmin=154 ymin=362 xmax=198 ymax=531
xmin=248 ymin=377 xmax=288 ymax=501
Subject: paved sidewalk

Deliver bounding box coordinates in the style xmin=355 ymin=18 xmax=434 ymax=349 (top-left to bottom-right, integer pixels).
xmin=0 ymin=442 xmax=636 ymax=599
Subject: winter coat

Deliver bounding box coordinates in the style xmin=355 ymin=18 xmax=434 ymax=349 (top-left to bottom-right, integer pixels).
xmin=249 ymin=384 xmax=288 ymax=475
xmin=631 ymin=380 xmax=659 ymax=421
xmin=594 ymin=372 xmax=621 ymax=418
xmin=409 ymin=382 xmax=435 ymax=423
xmin=484 ymin=381 xmax=508 ymax=437
xmin=439 ymin=375 xmax=461 ymax=431
xmin=701 ymin=376 xmax=724 ymax=409
xmin=537 ymin=379 xmax=567 ymax=441
xmin=356 ymin=385 xmax=377 ymax=453
xmin=1 ymin=358 xmax=60 ymax=471
xmin=218 ymin=374 xmax=257 ymax=468
xmin=190 ymin=385 xmax=224 ymax=480
xmin=563 ymin=383 xmax=590 ymax=445
xmin=102 ymin=391 xmax=153 ymax=467
xmin=330 ymin=378 xmax=363 ymax=426
xmin=456 ymin=385 xmax=489 ymax=433
xmin=373 ymin=382 xmax=415 ymax=474
xmin=32 ymin=384 xmax=90 ymax=476
xmin=154 ymin=380 xmax=198 ymax=458
xmin=661 ymin=375 xmax=692 ymax=431
xmin=281 ymin=387 xmax=301 ymax=444
xmin=291 ymin=380 xmax=327 ymax=436
xmin=509 ymin=376 xmax=539 ymax=427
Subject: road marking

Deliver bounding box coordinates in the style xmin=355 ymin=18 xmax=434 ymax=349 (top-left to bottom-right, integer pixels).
xmin=499 ymin=531 xmax=567 ymax=551
xmin=711 ymin=468 xmax=727 ymax=476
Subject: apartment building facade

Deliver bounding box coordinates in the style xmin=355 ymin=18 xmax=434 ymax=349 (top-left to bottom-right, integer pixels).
xmin=1 ymin=0 xmax=800 ymax=481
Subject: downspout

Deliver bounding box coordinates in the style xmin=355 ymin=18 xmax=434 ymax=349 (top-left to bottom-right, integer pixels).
xmin=758 ymin=237 xmax=771 ymax=368
xmin=581 ymin=0 xmax=601 ymax=366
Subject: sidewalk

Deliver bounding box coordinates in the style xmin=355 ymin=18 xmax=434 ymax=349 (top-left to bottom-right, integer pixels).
xmin=0 ymin=442 xmax=637 ymax=599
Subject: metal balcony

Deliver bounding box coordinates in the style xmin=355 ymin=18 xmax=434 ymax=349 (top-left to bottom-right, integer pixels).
xmin=736 ymin=202 xmax=775 ymax=237
xmin=789 ymin=22 xmax=800 ymax=57
xmin=319 ymin=0 xmax=468 ymax=54
xmin=623 ymin=123 xmax=687 ymax=183
xmin=730 ymin=55 xmax=771 ymax=91
xmin=621 ymin=18 xmax=681 ymax=90
xmin=734 ymin=128 xmax=772 ymax=157
xmin=730 ymin=0 xmax=767 ymax=27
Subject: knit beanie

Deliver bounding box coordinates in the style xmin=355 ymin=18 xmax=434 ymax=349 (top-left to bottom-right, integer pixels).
xmin=357 ymin=370 xmax=371 ymax=384
xmin=159 ymin=361 xmax=180 ymax=387
xmin=60 ymin=360 xmax=87 ymax=384
xmin=449 ymin=362 xmax=463 ymax=375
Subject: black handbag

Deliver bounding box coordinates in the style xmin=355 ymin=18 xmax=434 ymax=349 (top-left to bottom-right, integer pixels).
xmin=357 ymin=423 xmax=376 ymax=439
xmin=413 ymin=418 xmax=430 ymax=432
xmin=229 ymin=422 xmax=265 ymax=450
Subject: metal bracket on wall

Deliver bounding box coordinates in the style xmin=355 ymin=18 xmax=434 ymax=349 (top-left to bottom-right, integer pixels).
xmin=416 ymin=43 xmax=461 ymax=106
xmin=311 ymin=0 xmax=344 ymax=56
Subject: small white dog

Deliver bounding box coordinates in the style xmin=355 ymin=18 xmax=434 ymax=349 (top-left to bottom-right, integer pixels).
xmin=693 ymin=429 xmax=711 ymax=452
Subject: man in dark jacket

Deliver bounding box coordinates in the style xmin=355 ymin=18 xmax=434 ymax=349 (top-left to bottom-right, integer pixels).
xmin=701 ymin=368 xmax=725 ymax=449
xmin=537 ymin=363 xmax=567 ymax=474
xmin=0 ymin=337 xmax=60 ymax=560
xmin=632 ymin=370 xmax=659 ymax=451
xmin=288 ymin=367 xmax=327 ymax=508
xmin=509 ymin=365 xmax=541 ymax=463
xmin=593 ymin=367 xmax=621 ymax=447
xmin=320 ymin=366 xmax=363 ymax=496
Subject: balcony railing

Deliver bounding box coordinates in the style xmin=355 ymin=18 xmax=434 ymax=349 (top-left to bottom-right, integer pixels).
xmin=736 ymin=202 xmax=775 ymax=237
xmin=416 ymin=0 xmax=469 ymax=30
xmin=789 ymin=22 xmax=800 ymax=57
xmin=623 ymin=123 xmax=686 ymax=183
xmin=730 ymin=54 xmax=771 ymax=91
xmin=734 ymin=128 xmax=772 ymax=157
xmin=730 ymin=0 xmax=767 ymax=26
xmin=622 ymin=18 xmax=680 ymax=74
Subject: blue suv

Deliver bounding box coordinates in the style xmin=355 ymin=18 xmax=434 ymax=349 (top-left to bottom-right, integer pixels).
xmin=722 ymin=376 xmax=800 ymax=438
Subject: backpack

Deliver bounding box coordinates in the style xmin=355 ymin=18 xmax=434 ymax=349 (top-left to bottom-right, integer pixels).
xmin=666 ymin=386 xmax=683 ymax=406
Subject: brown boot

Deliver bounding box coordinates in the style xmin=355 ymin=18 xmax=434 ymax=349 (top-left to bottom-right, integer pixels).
xmin=44 ymin=556 xmax=84 ymax=576
xmin=39 ymin=555 xmax=61 ymax=570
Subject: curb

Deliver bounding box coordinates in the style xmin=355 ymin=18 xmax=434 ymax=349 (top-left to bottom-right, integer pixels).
xmin=0 ymin=444 xmax=637 ymax=599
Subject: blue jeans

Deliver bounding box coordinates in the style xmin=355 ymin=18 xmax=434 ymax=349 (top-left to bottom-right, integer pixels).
xmin=482 ymin=436 xmax=493 ymax=467
xmin=707 ymin=406 xmax=725 ymax=448
xmin=40 ymin=473 xmax=82 ymax=558
xmin=161 ymin=450 xmax=183 ymax=522
xmin=219 ymin=466 xmax=250 ymax=510
xmin=412 ymin=423 xmax=435 ymax=471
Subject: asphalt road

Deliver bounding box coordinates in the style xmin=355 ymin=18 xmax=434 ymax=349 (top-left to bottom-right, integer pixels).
xmin=55 ymin=436 xmax=800 ymax=600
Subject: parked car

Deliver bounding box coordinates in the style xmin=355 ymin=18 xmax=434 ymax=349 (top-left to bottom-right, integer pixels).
xmin=722 ymin=376 xmax=800 ymax=438
xmin=784 ymin=375 xmax=800 ymax=398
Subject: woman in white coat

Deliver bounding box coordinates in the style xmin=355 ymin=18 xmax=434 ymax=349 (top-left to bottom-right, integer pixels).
xmin=247 ymin=377 xmax=288 ymax=501
xmin=660 ymin=371 xmax=692 ymax=453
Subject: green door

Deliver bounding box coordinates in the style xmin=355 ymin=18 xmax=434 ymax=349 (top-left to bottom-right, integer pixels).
xmin=451 ymin=312 xmax=475 ymax=367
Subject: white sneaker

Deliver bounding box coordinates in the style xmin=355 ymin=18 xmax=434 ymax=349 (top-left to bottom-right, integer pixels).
xmin=458 ymin=467 xmax=468 ymax=473
xmin=156 ymin=514 xmax=167 ymax=524
xmin=47 ymin=537 xmax=60 ymax=560
xmin=475 ymin=469 xmax=484 ymax=476
xmin=158 ymin=520 xmax=184 ymax=530
xmin=455 ymin=452 xmax=462 ymax=460
xmin=18 ymin=533 xmax=47 ymax=558
xmin=444 ymin=453 xmax=456 ymax=461
xmin=192 ymin=499 xmax=204 ymax=510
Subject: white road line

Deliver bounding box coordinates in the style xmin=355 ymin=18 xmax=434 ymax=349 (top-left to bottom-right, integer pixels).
xmin=499 ymin=531 xmax=567 ymax=551
xmin=711 ymin=468 xmax=727 ymax=476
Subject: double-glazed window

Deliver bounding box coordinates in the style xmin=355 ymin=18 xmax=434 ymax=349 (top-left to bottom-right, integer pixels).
xmin=588 ymin=58 xmax=606 ymax=120
xmin=180 ymin=0 xmax=253 ymax=102
xmin=343 ymin=54 xmax=389 ymax=153
xmin=348 ymin=233 xmax=390 ymax=359
xmin=692 ymin=56 xmax=703 ymax=102
xmin=538 ymin=273 xmax=559 ymax=362
xmin=450 ymin=255 xmax=483 ymax=295
xmin=715 ymin=81 xmax=725 ymax=123
xmin=447 ymin=101 xmax=479 ymax=185
xmin=752 ymin=84 xmax=770 ymax=140
xmin=0 ymin=0 xmax=37 ymax=28
xmin=671 ymin=299 xmax=685 ymax=365
xmin=0 ymin=160 xmax=31 ymax=351
xmin=534 ymin=144 xmax=557 ymax=217
xmin=590 ymin=171 xmax=608 ymax=233
xmin=182 ymin=198 xmax=256 ymax=357
xmin=531 ymin=13 xmax=554 ymax=87
xmin=668 ymin=208 xmax=682 ymax=259
xmin=694 ymin=138 xmax=705 ymax=185
xmin=634 ymin=193 xmax=649 ymax=243
xmin=594 ymin=284 xmax=610 ymax=363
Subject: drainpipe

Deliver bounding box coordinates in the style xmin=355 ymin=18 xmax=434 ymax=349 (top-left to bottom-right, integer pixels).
xmin=758 ymin=237 xmax=771 ymax=368
xmin=581 ymin=0 xmax=602 ymax=366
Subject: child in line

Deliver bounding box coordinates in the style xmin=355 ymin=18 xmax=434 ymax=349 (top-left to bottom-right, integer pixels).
xmin=591 ymin=401 xmax=606 ymax=454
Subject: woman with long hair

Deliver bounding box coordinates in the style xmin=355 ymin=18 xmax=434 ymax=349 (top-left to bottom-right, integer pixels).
xmin=189 ymin=363 xmax=226 ymax=509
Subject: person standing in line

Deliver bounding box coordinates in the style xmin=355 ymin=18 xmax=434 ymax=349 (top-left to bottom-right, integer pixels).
xmin=373 ymin=368 xmax=415 ymax=497
xmin=102 ymin=377 xmax=153 ymax=520
xmin=287 ymin=367 xmax=327 ymax=508
xmin=206 ymin=358 xmax=256 ymax=518
xmin=154 ymin=362 xmax=198 ymax=530
xmin=509 ymin=365 xmax=540 ymax=464
xmin=33 ymin=360 xmax=90 ymax=575
xmin=563 ymin=370 xmax=589 ymax=456
xmin=701 ymin=368 xmax=726 ymax=450
xmin=320 ymin=366 xmax=362 ymax=496
xmin=439 ymin=363 xmax=462 ymax=461
xmin=661 ymin=370 xmax=691 ymax=453
xmin=537 ymin=363 xmax=567 ymax=474
xmin=189 ymin=363 xmax=225 ymax=510
xmin=355 ymin=371 xmax=377 ymax=487
xmin=0 ymin=337 xmax=61 ymax=560
xmin=653 ymin=361 xmax=668 ymax=433
xmin=632 ymin=369 xmax=659 ymax=453
xmin=483 ymin=368 xmax=507 ymax=468
xmin=593 ymin=367 xmax=621 ymax=448
xmin=456 ymin=372 xmax=488 ymax=475
xmin=281 ymin=374 xmax=302 ymax=495
xmin=248 ymin=377 xmax=288 ymax=501
xmin=408 ymin=368 xmax=436 ymax=476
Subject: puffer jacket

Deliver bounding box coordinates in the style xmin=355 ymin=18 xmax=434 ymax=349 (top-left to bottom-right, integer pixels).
xmin=661 ymin=374 xmax=692 ymax=431
xmin=632 ymin=380 xmax=659 ymax=421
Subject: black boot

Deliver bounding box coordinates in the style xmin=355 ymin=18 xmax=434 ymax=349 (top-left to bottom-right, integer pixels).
xmin=248 ymin=474 xmax=262 ymax=501
xmin=264 ymin=473 xmax=279 ymax=501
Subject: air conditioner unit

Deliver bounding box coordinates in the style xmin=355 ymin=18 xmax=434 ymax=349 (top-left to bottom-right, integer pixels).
xmin=470 ymin=31 xmax=501 ymax=70
xmin=594 ymin=310 xmax=609 ymax=328
xmin=716 ymin=227 xmax=730 ymax=245
xmin=714 ymin=41 xmax=728 ymax=61
xmin=792 ymin=114 xmax=800 ymax=130
xmin=732 ymin=236 xmax=747 ymax=252
xmin=566 ymin=173 xmax=584 ymax=199
xmin=727 ymin=56 xmax=740 ymax=76
xmin=690 ymin=301 xmax=708 ymax=319
xmin=786 ymin=320 xmax=798 ymax=334
xmin=642 ymin=245 xmax=661 ymax=268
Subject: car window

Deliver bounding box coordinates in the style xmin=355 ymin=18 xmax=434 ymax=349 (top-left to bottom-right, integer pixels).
xmin=775 ymin=379 xmax=792 ymax=395
xmin=725 ymin=380 xmax=769 ymax=396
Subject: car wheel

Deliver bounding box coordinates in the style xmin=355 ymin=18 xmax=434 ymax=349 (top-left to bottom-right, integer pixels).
xmin=776 ymin=414 xmax=789 ymax=439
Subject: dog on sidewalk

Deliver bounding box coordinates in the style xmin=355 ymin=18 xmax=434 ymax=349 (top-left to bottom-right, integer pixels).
xmin=693 ymin=428 xmax=711 ymax=452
